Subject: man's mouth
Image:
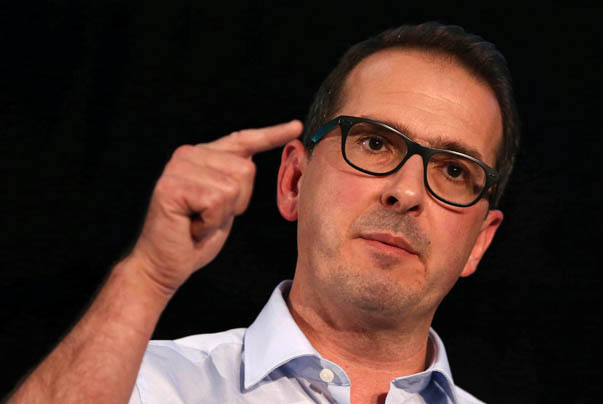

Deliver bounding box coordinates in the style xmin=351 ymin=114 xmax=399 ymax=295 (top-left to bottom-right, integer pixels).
xmin=358 ymin=232 xmax=420 ymax=256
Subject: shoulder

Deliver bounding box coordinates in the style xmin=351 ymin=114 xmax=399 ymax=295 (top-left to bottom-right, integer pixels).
xmin=142 ymin=327 xmax=246 ymax=366
xmin=133 ymin=328 xmax=247 ymax=403
xmin=454 ymin=385 xmax=487 ymax=404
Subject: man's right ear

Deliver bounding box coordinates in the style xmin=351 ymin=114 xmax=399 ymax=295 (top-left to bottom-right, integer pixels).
xmin=276 ymin=139 xmax=307 ymax=221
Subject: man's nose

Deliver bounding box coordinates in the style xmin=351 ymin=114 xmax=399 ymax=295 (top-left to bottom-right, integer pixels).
xmin=380 ymin=154 xmax=426 ymax=215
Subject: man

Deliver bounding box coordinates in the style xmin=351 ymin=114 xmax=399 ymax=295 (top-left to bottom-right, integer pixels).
xmin=8 ymin=22 xmax=519 ymax=404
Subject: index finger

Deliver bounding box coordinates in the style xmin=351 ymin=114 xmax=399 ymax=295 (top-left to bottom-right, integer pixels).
xmin=207 ymin=120 xmax=303 ymax=157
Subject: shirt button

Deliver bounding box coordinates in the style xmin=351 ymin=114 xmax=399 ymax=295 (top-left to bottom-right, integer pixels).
xmin=319 ymin=368 xmax=335 ymax=383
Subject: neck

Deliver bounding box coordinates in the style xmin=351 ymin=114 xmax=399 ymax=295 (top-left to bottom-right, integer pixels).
xmin=287 ymin=279 xmax=435 ymax=404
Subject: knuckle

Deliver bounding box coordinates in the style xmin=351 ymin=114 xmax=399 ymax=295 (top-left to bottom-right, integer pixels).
xmin=227 ymin=130 xmax=250 ymax=149
xmin=239 ymin=159 xmax=256 ymax=178
xmin=220 ymin=176 xmax=241 ymax=200
xmin=172 ymin=144 xmax=196 ymax=160
xmin=234 ymin=197 xmax=251 ymax=216
xmin=202 ymin=190 xmax=231 ymax=224
xmin=208 ymin=180 xmax=239 ymax=212
xmin=228 ymin=130 xmax=242 ymax=139
xmin=155 ymin=175 xmax=177 ymax=196
xmin=203 ymin=189 xmax=222 ymax=210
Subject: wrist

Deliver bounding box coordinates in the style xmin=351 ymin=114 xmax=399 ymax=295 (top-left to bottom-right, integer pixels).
xmin=114 ymin=253 xmax=179 ymax=304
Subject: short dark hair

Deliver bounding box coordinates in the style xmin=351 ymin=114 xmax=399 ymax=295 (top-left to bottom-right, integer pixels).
xmin=302 ymin=22 xmax=520 ymax=207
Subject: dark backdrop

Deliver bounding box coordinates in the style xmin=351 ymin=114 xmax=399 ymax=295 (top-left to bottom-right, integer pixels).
xmin=1 ymin=3 xmax=601 ymax=403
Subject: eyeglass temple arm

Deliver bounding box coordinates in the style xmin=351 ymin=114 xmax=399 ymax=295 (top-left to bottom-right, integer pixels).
xmin=311 ymin=119 xmax=339 ymax=143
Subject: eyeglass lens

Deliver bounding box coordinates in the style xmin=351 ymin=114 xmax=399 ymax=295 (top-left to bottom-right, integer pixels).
xmin=343 ymin=121 xmax=487 ymax=205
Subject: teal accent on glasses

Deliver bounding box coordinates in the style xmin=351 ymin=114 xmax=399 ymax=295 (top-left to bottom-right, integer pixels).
xmin=311 ymin=119 xmax=338 ymax=143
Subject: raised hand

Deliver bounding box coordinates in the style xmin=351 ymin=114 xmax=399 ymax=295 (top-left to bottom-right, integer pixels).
xmin=128 ymin=120 xmax=303 ymax=295
xmin=6 ymin=121 xmax=303 ymax=404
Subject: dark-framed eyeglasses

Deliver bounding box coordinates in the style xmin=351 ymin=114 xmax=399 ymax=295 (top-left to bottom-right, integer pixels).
xmin=311 ymin=115 xmax=499 ymax=208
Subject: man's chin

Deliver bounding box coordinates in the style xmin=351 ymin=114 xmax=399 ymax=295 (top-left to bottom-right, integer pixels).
xmin=328 ymin=269 xmax=423 ymax=320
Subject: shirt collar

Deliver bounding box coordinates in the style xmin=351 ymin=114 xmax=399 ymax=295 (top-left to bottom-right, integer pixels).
xmin=243 ymin=280 xmax=458 ymax=403
xmin=243 ymin=280 xmax=319 ymax=389
xmin=388 ymin=328 xmax=459 ymax=403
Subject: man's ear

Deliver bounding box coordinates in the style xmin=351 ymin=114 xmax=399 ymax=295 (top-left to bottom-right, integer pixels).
xmin=277 ymin=139 xmax=307 ymax=221
xmin=460 ymin=209 xmax=503 ymax=277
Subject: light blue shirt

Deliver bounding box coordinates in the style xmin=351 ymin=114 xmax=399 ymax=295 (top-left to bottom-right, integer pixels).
xmin=129 ymin=281 xmax=484 ymax=403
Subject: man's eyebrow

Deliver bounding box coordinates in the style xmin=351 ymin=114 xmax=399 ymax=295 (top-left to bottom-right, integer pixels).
xmin=434 ymin=139 xmax=485 ymax=162
xmin=367 ymin=117 xmax=416 ymax=140
xmin=368 ymin=116 xmax=485 ymax=162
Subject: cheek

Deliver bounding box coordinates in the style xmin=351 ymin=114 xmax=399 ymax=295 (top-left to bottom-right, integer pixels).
xmin=297 ymin=166 xmax=374 ymax=251
xmin=299 ymin=174 xmax=342 ymax=241
xmin=429 ymin=210 xmax=482 ymax=270
xmin=297 ymin=169 xmax=334 ymax=253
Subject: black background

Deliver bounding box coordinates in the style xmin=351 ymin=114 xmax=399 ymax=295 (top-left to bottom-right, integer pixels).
xmin=1 ymin=2 xmax=601 ymax=403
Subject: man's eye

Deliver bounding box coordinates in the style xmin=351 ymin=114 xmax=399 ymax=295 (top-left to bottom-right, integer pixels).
xmin=445 ymin=163 xmax=464 ymax=178
xmin=361 ymin=136 xmax=388 ymax=152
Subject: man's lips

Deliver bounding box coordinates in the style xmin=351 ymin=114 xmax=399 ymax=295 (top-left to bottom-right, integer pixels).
xmin=359 ymin=233 xmax=419 ymax=255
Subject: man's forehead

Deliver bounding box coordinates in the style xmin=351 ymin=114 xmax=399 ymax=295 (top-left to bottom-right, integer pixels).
xmin=336 ymin=48 xmax=503 ymax=166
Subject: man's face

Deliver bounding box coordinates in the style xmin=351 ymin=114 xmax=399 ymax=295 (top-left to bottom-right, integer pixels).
xmin=282 ymin=49 xmax=503 ymax=324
